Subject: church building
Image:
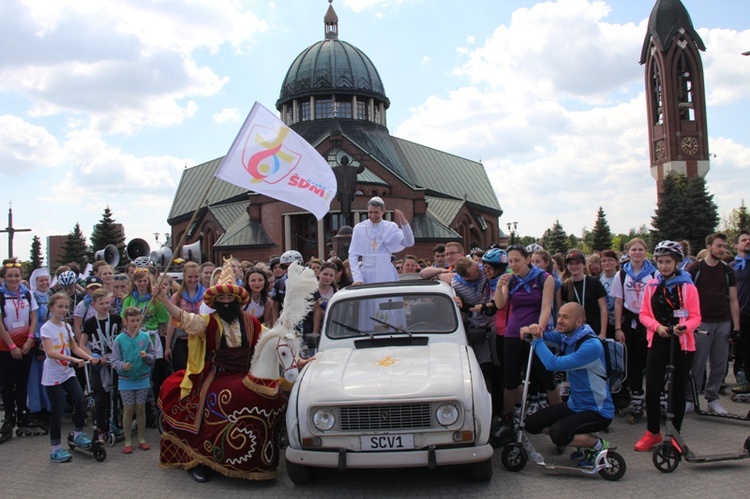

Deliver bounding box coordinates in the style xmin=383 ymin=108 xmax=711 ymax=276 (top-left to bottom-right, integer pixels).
xmin=167 ymin=2 xmax=503 ymax=264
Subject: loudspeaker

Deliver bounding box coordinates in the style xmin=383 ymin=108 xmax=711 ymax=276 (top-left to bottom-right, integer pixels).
xmin=126 ymin=239 xmax=151 ymax=261
xmin=94 ymin=244 xmax=120 ymax=268
xmin=150 ymin=247 xmax=173 ymax=269
xmin=181 ymin=241 xmax=202 ymax=263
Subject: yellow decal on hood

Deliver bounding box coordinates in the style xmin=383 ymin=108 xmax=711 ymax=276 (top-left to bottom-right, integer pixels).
xmin=374 ymin=356 xmax=402 ymax=367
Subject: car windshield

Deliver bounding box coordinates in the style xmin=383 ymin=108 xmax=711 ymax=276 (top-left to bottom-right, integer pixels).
xmin=325 ymin=293 xmax=458 ymax=339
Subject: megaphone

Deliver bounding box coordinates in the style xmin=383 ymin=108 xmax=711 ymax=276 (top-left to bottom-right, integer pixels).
xmin=127 ymin=239 xmax=151 ymax=261
xmin=94 ymin=244 xmax=120 ymax=268
xmin=181 ymin=241 xmax=202 ymax=263
xmin=150 ymin=247 xmax=173 ymax=269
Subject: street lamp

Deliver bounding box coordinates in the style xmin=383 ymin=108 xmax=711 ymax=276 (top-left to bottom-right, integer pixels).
xmin=505 ymin=221 xmax=518 ymax=245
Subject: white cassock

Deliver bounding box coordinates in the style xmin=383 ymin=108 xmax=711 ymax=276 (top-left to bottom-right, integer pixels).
xmin=348 ymin=219 xmax=414 ymax=284
xmin=348 ymin=219 xmax=414 ymax=332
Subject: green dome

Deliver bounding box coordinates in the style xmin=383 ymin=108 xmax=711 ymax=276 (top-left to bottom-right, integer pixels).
xmin=277 ymin=38 xmax=389 ymax=108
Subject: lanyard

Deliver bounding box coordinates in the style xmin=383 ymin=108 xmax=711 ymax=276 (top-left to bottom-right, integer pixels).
xmin=573 ymin=277 xmax=586 ymax=306
xmin=663 ymin=283 xmax=683 ymax=310
xmin=10 ymin=292 xmax=22 ymax=320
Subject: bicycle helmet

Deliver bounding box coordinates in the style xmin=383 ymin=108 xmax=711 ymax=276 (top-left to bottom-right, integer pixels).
xmin=653 ymin=240 xmax=684 ymax=261
xmin=57 ymin=270 xmax=78 ymax=287
xmin=482 ymin=248 xmax=508 ymax=267
xmin=526 ymin=243 xmax=544 ymax=253
xmin=133 ymin=256 xmax=151 ymax=268
xmin=280 ymin=250 xmax=303 ymax=266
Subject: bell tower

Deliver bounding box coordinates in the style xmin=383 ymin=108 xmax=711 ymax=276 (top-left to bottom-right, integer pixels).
xmin=640 ymin=0 xmax=709 ymax=191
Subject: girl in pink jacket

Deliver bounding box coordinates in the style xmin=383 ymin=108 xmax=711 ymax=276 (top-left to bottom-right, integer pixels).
xmin=635 ymin=241 xmax=701 ymax=452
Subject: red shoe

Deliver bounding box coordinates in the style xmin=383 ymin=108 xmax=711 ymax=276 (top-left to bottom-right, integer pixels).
xmin=139 ymin=442 xmax=150 ymax=451
xmin=634 ymin=431 xmax=662 ymax=452
xmin=123 ymin=445 xmax=133 ymax=454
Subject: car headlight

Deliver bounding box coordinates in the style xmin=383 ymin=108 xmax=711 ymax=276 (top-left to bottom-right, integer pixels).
xmin=435 ymin=403 xmax=459 ymax=426
xmin=312 ymin=408 xmax=336 ymax=431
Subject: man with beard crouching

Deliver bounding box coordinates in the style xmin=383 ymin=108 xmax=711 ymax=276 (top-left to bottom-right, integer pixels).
xmin=155 ymin=258 xmax=280 ymax=483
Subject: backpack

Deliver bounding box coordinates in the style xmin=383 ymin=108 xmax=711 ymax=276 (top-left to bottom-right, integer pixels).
xmin=0 ymin=289 xmax=33 ymax=322
xmin=574 ymin=334 xmax=627 ymax=394
xmin=691 ymin=258 xmax=733 ymax=289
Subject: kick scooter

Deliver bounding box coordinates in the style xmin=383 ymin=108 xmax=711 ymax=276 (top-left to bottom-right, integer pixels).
xmin=500 ymin=336 xmax=626 ymax=480
xmin=653 ymin=326 xmax=750 ymax=472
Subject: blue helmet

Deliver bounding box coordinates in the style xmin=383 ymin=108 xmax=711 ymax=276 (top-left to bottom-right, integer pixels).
xmin=482 ymin=248 xmax=508 ymax=267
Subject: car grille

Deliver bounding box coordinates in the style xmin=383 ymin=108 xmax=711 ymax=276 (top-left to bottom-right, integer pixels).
xmin=339 ymin=403 xmax=433 ymax=431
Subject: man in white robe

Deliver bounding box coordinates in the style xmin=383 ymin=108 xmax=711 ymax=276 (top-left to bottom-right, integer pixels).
xmin=349 ymin=197 xmax=414 ymax=285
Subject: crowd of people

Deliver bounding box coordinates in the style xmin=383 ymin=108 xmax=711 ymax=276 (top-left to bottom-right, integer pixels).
xmin=1 ymin=198 xmax=749 ymax=478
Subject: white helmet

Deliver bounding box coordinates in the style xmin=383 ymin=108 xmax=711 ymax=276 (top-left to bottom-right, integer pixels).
xmin=280 ymin=250 xmax=303 ymax=266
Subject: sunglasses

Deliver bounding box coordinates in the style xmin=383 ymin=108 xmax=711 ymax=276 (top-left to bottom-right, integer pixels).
xmin=134 ymin=268 xmax=151 ymax=275
xmin=3 ymin=262 xmax=22 ymax=268
xmin=113 ymin=274 xmax=129 ymax=281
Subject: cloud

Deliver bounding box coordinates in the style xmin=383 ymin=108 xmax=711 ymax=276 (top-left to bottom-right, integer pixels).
xmin=0 ymin=0 xmax=266 ymax=135
xmin=396 ymin=0 xmax=750 ymax=237
xmin=213 ymin=108 xmax=242 ymax=124
xmin=0 ymin=114 xmax=65 ymax=174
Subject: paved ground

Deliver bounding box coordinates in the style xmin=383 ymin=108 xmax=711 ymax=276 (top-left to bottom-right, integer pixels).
xmin=2 ymin=393 xmax=749 ymax=498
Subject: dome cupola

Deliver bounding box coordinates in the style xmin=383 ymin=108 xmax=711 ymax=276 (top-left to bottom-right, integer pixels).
xmin=276 ymin=1 xmax=389 ymax=128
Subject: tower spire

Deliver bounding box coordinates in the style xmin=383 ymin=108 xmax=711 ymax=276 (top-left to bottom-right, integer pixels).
xmin=324 ymin=0 xmax=338 ymax=39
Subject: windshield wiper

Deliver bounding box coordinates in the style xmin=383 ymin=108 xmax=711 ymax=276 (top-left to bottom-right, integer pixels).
xmin=331 ymin=319 xmax=371 ymax=338
xmin=369 ymin=316 xmax=412 ymax=337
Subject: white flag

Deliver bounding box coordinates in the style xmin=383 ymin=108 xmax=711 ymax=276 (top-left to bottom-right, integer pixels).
xmin=215 ymin=102 xmax=337 ymax=220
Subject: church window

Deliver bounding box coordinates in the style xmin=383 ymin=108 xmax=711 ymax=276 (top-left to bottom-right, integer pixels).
xmin=356 ymin=101 xmax=368 ymax=120
xmin=316 ymin=99 xmax=334 ymax=118
xmin=650 ymin=62 xmax=663 ymax=125
xmin=301 ymin=101 xmax=311 ymax=121
xmin=336 ymin=101 xmax=352 ymax=118
xmin=677 ymin=48 xmax=695 ymax=121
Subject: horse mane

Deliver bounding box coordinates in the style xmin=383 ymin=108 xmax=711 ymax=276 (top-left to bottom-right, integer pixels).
xmin=251 ymin=262 xmax=318 ymax=367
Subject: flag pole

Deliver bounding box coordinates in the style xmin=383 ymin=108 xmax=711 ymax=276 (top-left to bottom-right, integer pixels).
xmin=134 ymin=171 xmax=222 ymax=333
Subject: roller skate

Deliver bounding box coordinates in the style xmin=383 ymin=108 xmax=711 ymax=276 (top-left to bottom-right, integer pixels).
xmin=0 ymin=416 xmax=14 ymax=444
xmin=16 ymin=410 xmax=48 ymax=437
xmin=527 ymin=395 xmax=540 ymax=416
xmin=731 ymin=382 xmax=750 ymax=403
xmin=490 ymin=407 xmax=520 ymax=448
xmin=624 ymin=391 xmax=644 ymax=423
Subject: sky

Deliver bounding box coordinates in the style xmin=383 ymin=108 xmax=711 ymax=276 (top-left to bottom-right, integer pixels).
xmin=2 ymin=0 xmax=749 ymax=264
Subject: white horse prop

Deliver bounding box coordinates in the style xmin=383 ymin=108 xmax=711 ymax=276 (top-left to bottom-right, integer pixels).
xmin=158 ymin=261 xmax=318 ymax=481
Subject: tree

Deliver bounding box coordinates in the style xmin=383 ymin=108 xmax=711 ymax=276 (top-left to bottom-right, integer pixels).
xmin=652 ymin=175 xmax=717 ymax=254
xmin=90 ymin=206 xmax=126 ymax=264
xmin=720 ymin=199 xmax=750 ymax=246
xmin=29 ymin=235 xmax=43 ymax=270
xmin=541 ymin=219 xmax=568 ymax=256
xmin=58 ymin=223 xmax=89 ymax=270
xmin=591 ymin=207 xmax=613 ymax=252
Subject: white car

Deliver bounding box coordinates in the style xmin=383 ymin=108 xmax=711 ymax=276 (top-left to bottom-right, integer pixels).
xmin=285 ymin=279 xmax=493 ymax=484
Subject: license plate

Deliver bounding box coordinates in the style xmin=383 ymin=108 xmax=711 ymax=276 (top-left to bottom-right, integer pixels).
xmin=360 ymin=434 xmax=414 ymax=451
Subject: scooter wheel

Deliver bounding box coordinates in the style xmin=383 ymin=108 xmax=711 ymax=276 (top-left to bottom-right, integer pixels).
xmin=744 ymin=436 xmax=750 ymax=454
xmin=598 ymin=451 xmax=626 ymax=481
xmin=108 ymin=432 xmax=116 ymax=447
xmin=93 ymin=445 xmax=107 ymax=462
xmin=652 ymin=444 xmax=680 ymax=473
xmin=500 ymin=443 xmax=528 ymax=472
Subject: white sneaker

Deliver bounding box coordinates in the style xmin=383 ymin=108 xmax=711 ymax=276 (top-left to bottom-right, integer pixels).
xmin=684 ymin=401 xmax=694 ymax=414
xmin=707 ymin=400 xmax=728 ymax=415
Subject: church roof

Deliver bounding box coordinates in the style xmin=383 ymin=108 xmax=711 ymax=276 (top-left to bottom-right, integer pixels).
xmin=640 ymin=0 xmax=706 ymax=64
xmin=411 ymin=212 xmax=461 ymax=240
xmin=394 ymin=137 xmax=501 ymax=215
xmin=277 ymin=38 xmax=388 ymax=107
xmin=214 ymin=214 xmax=274 ymax=248
xmin=425 ymin=196 xmax=464 ymax=227
xmin=167 ymin=158 xmax=246 ymax=223
xmin=208 ymin=202 xmax=247 ymax=230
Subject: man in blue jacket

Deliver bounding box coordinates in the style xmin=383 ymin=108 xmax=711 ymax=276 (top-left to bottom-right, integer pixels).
xmin=521 ymin=302 xmax=614 ymax=466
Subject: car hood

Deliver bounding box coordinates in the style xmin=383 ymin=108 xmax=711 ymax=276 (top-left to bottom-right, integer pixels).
xmin=300 ymin=343 xmax=471 ymax=401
